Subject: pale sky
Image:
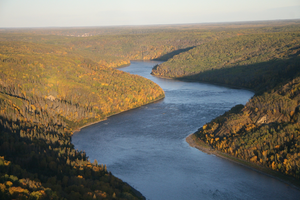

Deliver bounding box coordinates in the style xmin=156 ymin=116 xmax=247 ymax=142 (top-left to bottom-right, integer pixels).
xmin=0 ymin=0 xmax=300 ymax=27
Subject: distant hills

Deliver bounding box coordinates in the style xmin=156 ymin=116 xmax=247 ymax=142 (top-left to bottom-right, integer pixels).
xmin=151 ymin=31 xmax=300 ymax=92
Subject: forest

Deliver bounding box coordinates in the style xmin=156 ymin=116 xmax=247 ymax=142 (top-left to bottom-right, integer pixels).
xmin=1 ymin=19 xmax=300 ymax=199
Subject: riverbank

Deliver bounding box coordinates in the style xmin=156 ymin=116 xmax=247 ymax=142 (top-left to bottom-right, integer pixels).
xmin=151 ymin=73 xmax=256 ymax=93
xmin=71 ymin=98 xmax=166 ymax=200
xmin=72 ymin=95 xmax=165 ymax=134
xmin=186 ymin=133 xmax=300 ymax=190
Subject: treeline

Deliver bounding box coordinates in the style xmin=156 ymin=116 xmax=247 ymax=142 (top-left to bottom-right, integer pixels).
xmin=2 ymin=19 xmax=300 ymax=37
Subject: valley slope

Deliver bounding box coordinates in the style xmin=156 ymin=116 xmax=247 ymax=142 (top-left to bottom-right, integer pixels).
xmin=0 ymin=36 xmax=165 ymax=199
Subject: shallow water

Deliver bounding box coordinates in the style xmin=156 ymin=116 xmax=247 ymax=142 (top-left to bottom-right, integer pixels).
xmin=72 ymin=61 xmax=300 ymax=200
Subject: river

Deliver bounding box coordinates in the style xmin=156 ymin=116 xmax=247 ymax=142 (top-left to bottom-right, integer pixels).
xmin=72 ymin=61 xmax=300 ymax=200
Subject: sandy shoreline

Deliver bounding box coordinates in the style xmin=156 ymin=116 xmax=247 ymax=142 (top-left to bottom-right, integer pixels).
xmin=186 ymin=133 xmax=300 ymax=190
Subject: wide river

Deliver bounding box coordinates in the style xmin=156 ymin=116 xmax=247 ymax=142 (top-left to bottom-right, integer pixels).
xmin=73 ymin=61 xmax=300 ymax=200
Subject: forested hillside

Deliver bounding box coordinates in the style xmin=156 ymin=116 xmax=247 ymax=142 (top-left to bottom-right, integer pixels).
xmin=0 ymin=102 xmax=145 ymax=199
xmin=190 ymin=75 xmax=300 ymax=180
xmin=1 ymin=20 xmax=300 ymax=198
xmin=0 ymin=36 xmax=165 ymax=199
xmin=0 ymin=41 xmax=165 ymax=130
xmin=151 ymin=32 xmax=300 ymax=92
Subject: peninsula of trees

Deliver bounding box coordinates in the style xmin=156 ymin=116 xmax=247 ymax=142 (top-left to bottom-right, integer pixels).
xmin=1 ymin=19 xmax=300 ymax=199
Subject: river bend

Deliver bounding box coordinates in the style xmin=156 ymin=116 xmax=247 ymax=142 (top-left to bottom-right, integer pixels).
xmin=72 ymin=61 xmax=300 ymax=200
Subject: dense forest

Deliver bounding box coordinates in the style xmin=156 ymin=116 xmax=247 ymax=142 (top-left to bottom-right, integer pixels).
xmin=151 ymin=31 xmax=300 ymax=93
xmin=1 ymin=20 xmax=300 ymax=199
xmin=0 ymin=41 xmax=165 ymax=130
xmin=0 ymin=33 xmax=165 ymax=199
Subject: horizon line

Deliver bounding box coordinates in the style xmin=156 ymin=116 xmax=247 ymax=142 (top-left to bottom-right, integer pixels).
xmin=1 ymin=18 xmax=300 ymax=29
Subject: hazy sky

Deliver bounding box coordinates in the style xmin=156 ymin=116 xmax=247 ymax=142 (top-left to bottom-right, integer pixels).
xmin=0 ymin=0 xmax=300 ymax=27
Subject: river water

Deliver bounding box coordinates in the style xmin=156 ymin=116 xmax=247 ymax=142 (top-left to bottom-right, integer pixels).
xmin=72 ymin=61 xmax=300 ymax=200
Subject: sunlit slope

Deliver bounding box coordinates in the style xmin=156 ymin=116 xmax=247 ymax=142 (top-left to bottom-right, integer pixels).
xmin=151 ymin=32 xmax=300 ymax=91
xmin=0 ymin=40 xmax=163 ymax=199
xmin=0 ymin=81 xmax=146 ymax=200
xmin=192 ymin=75 xmax=300 ymax=179
xmin=0 ymin=41 xmax=165 ymax=130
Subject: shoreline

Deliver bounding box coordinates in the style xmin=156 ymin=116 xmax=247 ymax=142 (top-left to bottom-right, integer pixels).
xmin=72 ymin=96 xmax=165 ymax=134
xmin=151 ymin=73 xmax=256 ymax=93
xmin=72 ymin=118 xmax=107 ymax=134
xmin=186 ymin=133 xmax=300 ymax=191
xmin=71 ymin=96 xmax=165 ymax=200
xmin=115 ymin=60 xmax=164 ymax=69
